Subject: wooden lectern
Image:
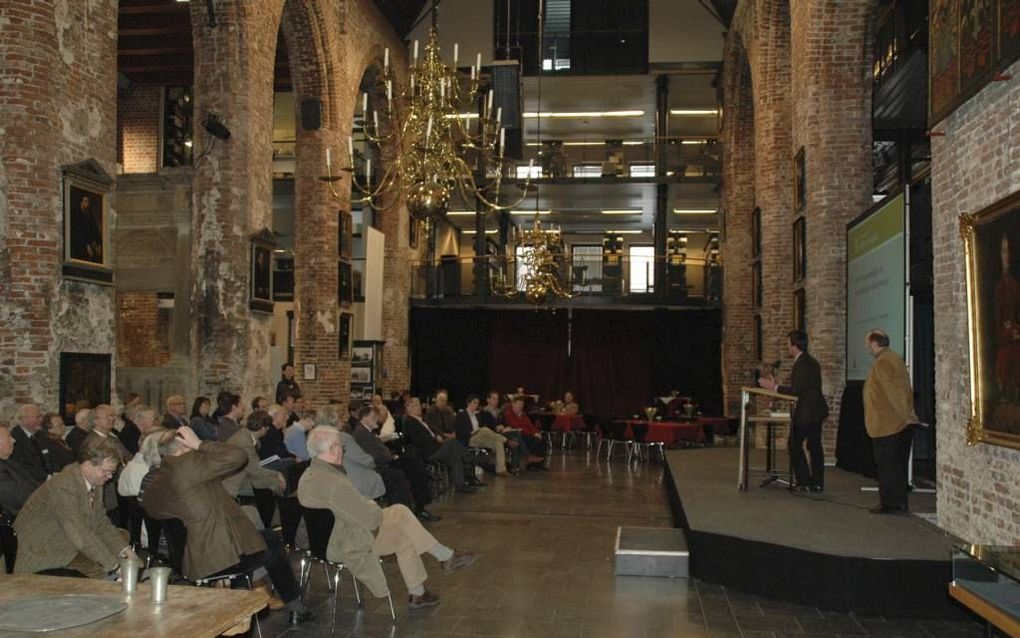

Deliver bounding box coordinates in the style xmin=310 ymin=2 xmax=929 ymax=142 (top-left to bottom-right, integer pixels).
xmin=738 ymin=387 xmax=797 ymax=491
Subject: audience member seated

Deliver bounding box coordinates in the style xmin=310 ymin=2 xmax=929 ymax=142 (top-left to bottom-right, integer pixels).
xmin=216 ymin=393 xmax=244 ymax=442
xmin=455 ymin=395 xmax=514 ymax=477
xmin=251 ymin=396 xmax=270 ymax=414
xmin=65 ymin=408 xmax=93 ymax=458
xmin=278 ymin=394 xmax=300 ymax=427
xmin=298 ymin=426 xmax=477 ymax=609
xmin=424 ymin=390 xmax=456 ymax=439
xmin=143 ymin=427 xmax=313 ymax=624
xmin=504 ymin=398 xmax=548 ymax=467
xmin=260 ymin=405 xmax=297 ymax=468
xmin=283 ymin=412 xmax=313 ymax=461
xmin=559 ymin=391 xmax=580 ymax=416
xmin=161 ymin=395 xmax=189 ymax=429
xmin=9 ymin=404 xmax=49 ymax=484
xmin=14 ymin=436 xmax=136 ymax=578
xmin=0 ymin=423 xmax=40 ymax=518
xmin=189 ymin=396 xmax=219 ymax=441
xmin=315 ymin=406 xmax=385 ymax=500
xmin=120 ymin=404 xmax=159 ymax=456
xmin=352 ymin=405 xmax=438 ymax=522
xmin=117 ymin=429 xmax=166 ymax=550
xmin=482 ymin=391 xmax=529 ymax=472
xmin=38 ymin=412 xmax=74 ymax=473
xmin=222 ymin=411 xmax=286 ymax=528
xmin=402 ymin=398 xmax=478 ymax=494
xmin=370 ymin=394 xmax=398 ymax=442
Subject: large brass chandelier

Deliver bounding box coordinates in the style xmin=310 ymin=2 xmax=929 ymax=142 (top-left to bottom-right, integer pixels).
xmin=492 ymin=213 xmax=573 ymax=304
xmin=325 ymin=2 xmax=533 ymax=222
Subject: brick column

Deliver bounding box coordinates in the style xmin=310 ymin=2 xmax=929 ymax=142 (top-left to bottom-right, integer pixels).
xmin=720 ymin=33 xmax=757 ymax=414
xmin=0 ymin=0 xmax=118 ymax=415
xmin=188 ymin=0 xmax=279 ymax=400
xmin=747 ymin=0 xmax=795 ymax=368
xmin=790 ymin=0 xmax=875 ymax=451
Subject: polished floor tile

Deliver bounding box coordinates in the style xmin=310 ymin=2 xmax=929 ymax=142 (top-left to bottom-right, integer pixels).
xmin=254 ymin=450 xmax=991 ymax=638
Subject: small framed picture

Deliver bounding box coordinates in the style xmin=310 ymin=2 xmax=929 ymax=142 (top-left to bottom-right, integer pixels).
xmin=338 ymin=260 xmax=353 ymax=305
xmin=752 ymin=207 xmax=762 ymax=258
xmin=250 ymin=229 xmax=276 ymax=313
xmin=352 ymin=346 xmax=373 ymax=366
xmin=793 ymin=216 xmax=806 ymax=282
xmin=793 ymin=148 xmax=806 ymax=211
xmin=351 ymin=366 xmax=372 ymax=384
xmin=339 ymin=312 xmax=352 ymax=358
xmin=338 ymin=211 xmax=352 ymax=258
xmin=62 ymin=161 xmax=114 ymax=284
xmin=303 ymin=363 xmax=317 ymax=380
xmin=752 ymin=262 xmax=762 ymax=309
xmin=793 ymin=288 xmax=806 ymax=332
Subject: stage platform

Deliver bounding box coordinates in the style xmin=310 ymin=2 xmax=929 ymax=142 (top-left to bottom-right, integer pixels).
xmin=663 ymin=448 xmax=962 ymax=617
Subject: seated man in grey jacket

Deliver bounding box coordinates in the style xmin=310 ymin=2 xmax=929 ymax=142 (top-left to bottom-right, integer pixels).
xmin=298 ymin=426 xmax=477 ymax=609
xmin=313 ymin=406 xmax=384 ymax=500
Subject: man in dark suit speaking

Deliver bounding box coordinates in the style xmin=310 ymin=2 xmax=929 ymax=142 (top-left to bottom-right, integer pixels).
xmin=759 ymin=330 xmax=829 ymax=492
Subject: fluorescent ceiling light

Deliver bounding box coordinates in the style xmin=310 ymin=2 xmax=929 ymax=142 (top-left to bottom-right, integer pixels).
xmin=673 ymin=208 xmax=718 ymax=215
xmin=446 ymin=211 xmax=476 ymax=216
xmin=601 ymin=209 xmax=642 ymax=215
xmin=510 ymin=210 xmax=550 ymax=215
xmin=444 ymin=113 xmax=478 ymax=120
xmin=523 ymin=110 xmax=644 ymax=119
xmin=525 ymin=140 xmax=646 ymax=147
xmin=670 ymin=109 xmax=719 ymax=116
xmin=462 ymin=230 xmax=498 ymax=235
xmin=681 ymin=139 xmax=710 ymax=145
xmin=606 ymin=230 xmax=643 ymax=235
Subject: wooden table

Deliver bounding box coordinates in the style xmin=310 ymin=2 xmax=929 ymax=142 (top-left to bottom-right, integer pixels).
xmin=0 ymin=574 xmax=266 ymax=637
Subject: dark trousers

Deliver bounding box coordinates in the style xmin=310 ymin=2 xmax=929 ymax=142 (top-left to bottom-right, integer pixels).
xmin=873 ymin=429 xmax=912 ymax=510
xmin=215 ymin=529 xmax=300 ymax=603
xmin=789 ymin=420 xmax=824 ymax=488
xmin=525 ymin=434 xmax=548 ymax=457
xmin=391 ymin=456 xmax=432 ymax=510
xmin=252 ymin=488 xmax=277 ymax=529
xmin=377 ymin=465 xmax=415 ymax=510
xmin=428 ymin=439 xmax=471 ymax=487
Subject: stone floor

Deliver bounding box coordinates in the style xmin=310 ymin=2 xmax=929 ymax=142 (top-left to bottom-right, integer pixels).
xmin=257 ymin=450 xmax=990 ymax=638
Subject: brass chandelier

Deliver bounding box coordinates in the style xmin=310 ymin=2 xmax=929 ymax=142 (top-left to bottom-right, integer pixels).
xmin=325 ymin=2 xmax=533 ymax=222
xmin=492 ymin=213 xmax=573 ymax=304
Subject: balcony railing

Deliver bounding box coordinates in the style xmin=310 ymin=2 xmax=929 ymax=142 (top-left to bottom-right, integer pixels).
xmin=410 ymin=254 xmax=722 ymax=306
xmin=514 ymin=137 xmax=721 ymax=181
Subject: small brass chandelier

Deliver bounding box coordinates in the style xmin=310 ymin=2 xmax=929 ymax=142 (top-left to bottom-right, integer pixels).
xmin=492 ymin=213 xmax=573 ymax=305
xmin=325 ymin=1 xmax=533 ymax=223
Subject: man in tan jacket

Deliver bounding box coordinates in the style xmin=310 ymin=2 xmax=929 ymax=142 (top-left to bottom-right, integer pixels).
xmin=863 ymin=329 xmax=917 ymax=514
xmin=14 ymin=436 xmax=135 ymax=578
xmin=298 ymin=426 xmax=477 ymax=609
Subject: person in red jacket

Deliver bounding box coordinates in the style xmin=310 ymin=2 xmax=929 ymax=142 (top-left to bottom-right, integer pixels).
xmin=502 ymin=398 xmax=548 ymax=467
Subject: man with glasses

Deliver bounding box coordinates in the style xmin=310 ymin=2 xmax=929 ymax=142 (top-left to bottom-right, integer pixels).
xmin=14 ymin=436 xmax=135 ymax=578
xmin=161 ymin=395 xmax=189 ymax=429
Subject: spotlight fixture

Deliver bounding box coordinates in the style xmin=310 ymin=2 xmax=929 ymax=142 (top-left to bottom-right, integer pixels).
xmin=203 ymin=113 xmax=230 ymax=141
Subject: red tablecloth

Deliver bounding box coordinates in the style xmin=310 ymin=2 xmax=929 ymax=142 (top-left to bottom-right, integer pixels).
xmin=623 ymin=420 xmax=706 ymax=445
xmin=695 ymin=416 xmax=731 ymax=435
xmin=552 ymin=414 xmax=586 ymax=432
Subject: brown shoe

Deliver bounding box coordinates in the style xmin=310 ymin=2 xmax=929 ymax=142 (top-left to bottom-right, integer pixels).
xmin=254 ymin=583 xmax=286 ymax=611
xmin=408 ymin=590 xmax=441 ymax=609
xmin=441 ymin=551 xmax=478 ymax=576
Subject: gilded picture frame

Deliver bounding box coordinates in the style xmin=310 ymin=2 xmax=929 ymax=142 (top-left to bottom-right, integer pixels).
xmin=61 ymin=159 xmax=114 ymax=284
xmin=961 ymin=189 xmax=1020 ymax=449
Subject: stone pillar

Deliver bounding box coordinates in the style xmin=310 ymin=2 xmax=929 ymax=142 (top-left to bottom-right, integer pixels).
xmin=378 ymin=192 xmax=415 ymax=395
xmin=188 ymin=0 xmax=279 ymax=400
xmin=0 ymin=0 xmax=119 ymax=415
xmin=790 ymin=0 xmax=875 ymax=450
xmin=720 ymin=33 xmax=757 ymax=414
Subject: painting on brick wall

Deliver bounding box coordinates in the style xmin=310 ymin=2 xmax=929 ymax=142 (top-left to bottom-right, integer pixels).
xmin=930 ymin=0 xmax=1020 ymax=125
xmin=59 ymin=353 xmax=111 ymax=424
xmin=961 ymin=190 xmax=1020 ymax=449
xmin=62 ymin=170 xmax=113 ymax=284
xmin=249 ymin=230 xmax=275 ymax=313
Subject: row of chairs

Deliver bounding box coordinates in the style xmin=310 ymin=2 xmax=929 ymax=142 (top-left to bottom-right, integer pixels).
xmin=596 ymin=421 xmax=667 ymax=464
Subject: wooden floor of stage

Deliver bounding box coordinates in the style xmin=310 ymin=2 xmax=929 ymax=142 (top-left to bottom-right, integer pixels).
xmin=665 ymin=447 xmax=956 ymax=561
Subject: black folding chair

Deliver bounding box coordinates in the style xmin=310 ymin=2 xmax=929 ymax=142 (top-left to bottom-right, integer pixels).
xmin=0 ymin=511 xmax=17 ymax=574
xmin=301 ymin=507 xmax=396 ymax=635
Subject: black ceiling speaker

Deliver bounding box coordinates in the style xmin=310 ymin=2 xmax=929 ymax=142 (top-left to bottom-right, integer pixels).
xmin=203 ymin=113 xmax=231 ymax=141
xmin=300 ymin=99 xmax=322 ymax=131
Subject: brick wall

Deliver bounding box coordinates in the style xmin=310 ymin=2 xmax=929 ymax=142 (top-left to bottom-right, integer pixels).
xmin=0 ymin=0 xmax=119 ymax=417
xmin=720 ymin=32 xmax=756 ymax=414
xmin=790 ymin=0 xmax=875 ymax=451
xmin=930 ymin=58 xmax=1020 ymax=544
xmin=118 ymin=292 xmax=172 ymax=368
xmin=118 ymin=85 xmax=161 ymax=174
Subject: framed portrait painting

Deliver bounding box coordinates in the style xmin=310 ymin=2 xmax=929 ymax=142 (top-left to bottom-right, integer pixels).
xmin=59 ymin=352 xmax=111 ymax=424
xmin=339 ymin=312 xmax=352 ymax=358
xmin=338 ymin=260 xmax=353 ymax=305
xmin=62 ymin=160 xmax=114 ymax=284
xmin=793 ymin=217 xmax=806 ymax=282
xmin=962 ymin=190 xmax=1020 ymax=449
xmin=793 ymin=148 xmax=806 ymax=212
xmin=250 ymin=229 xmax=275 ymax=313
